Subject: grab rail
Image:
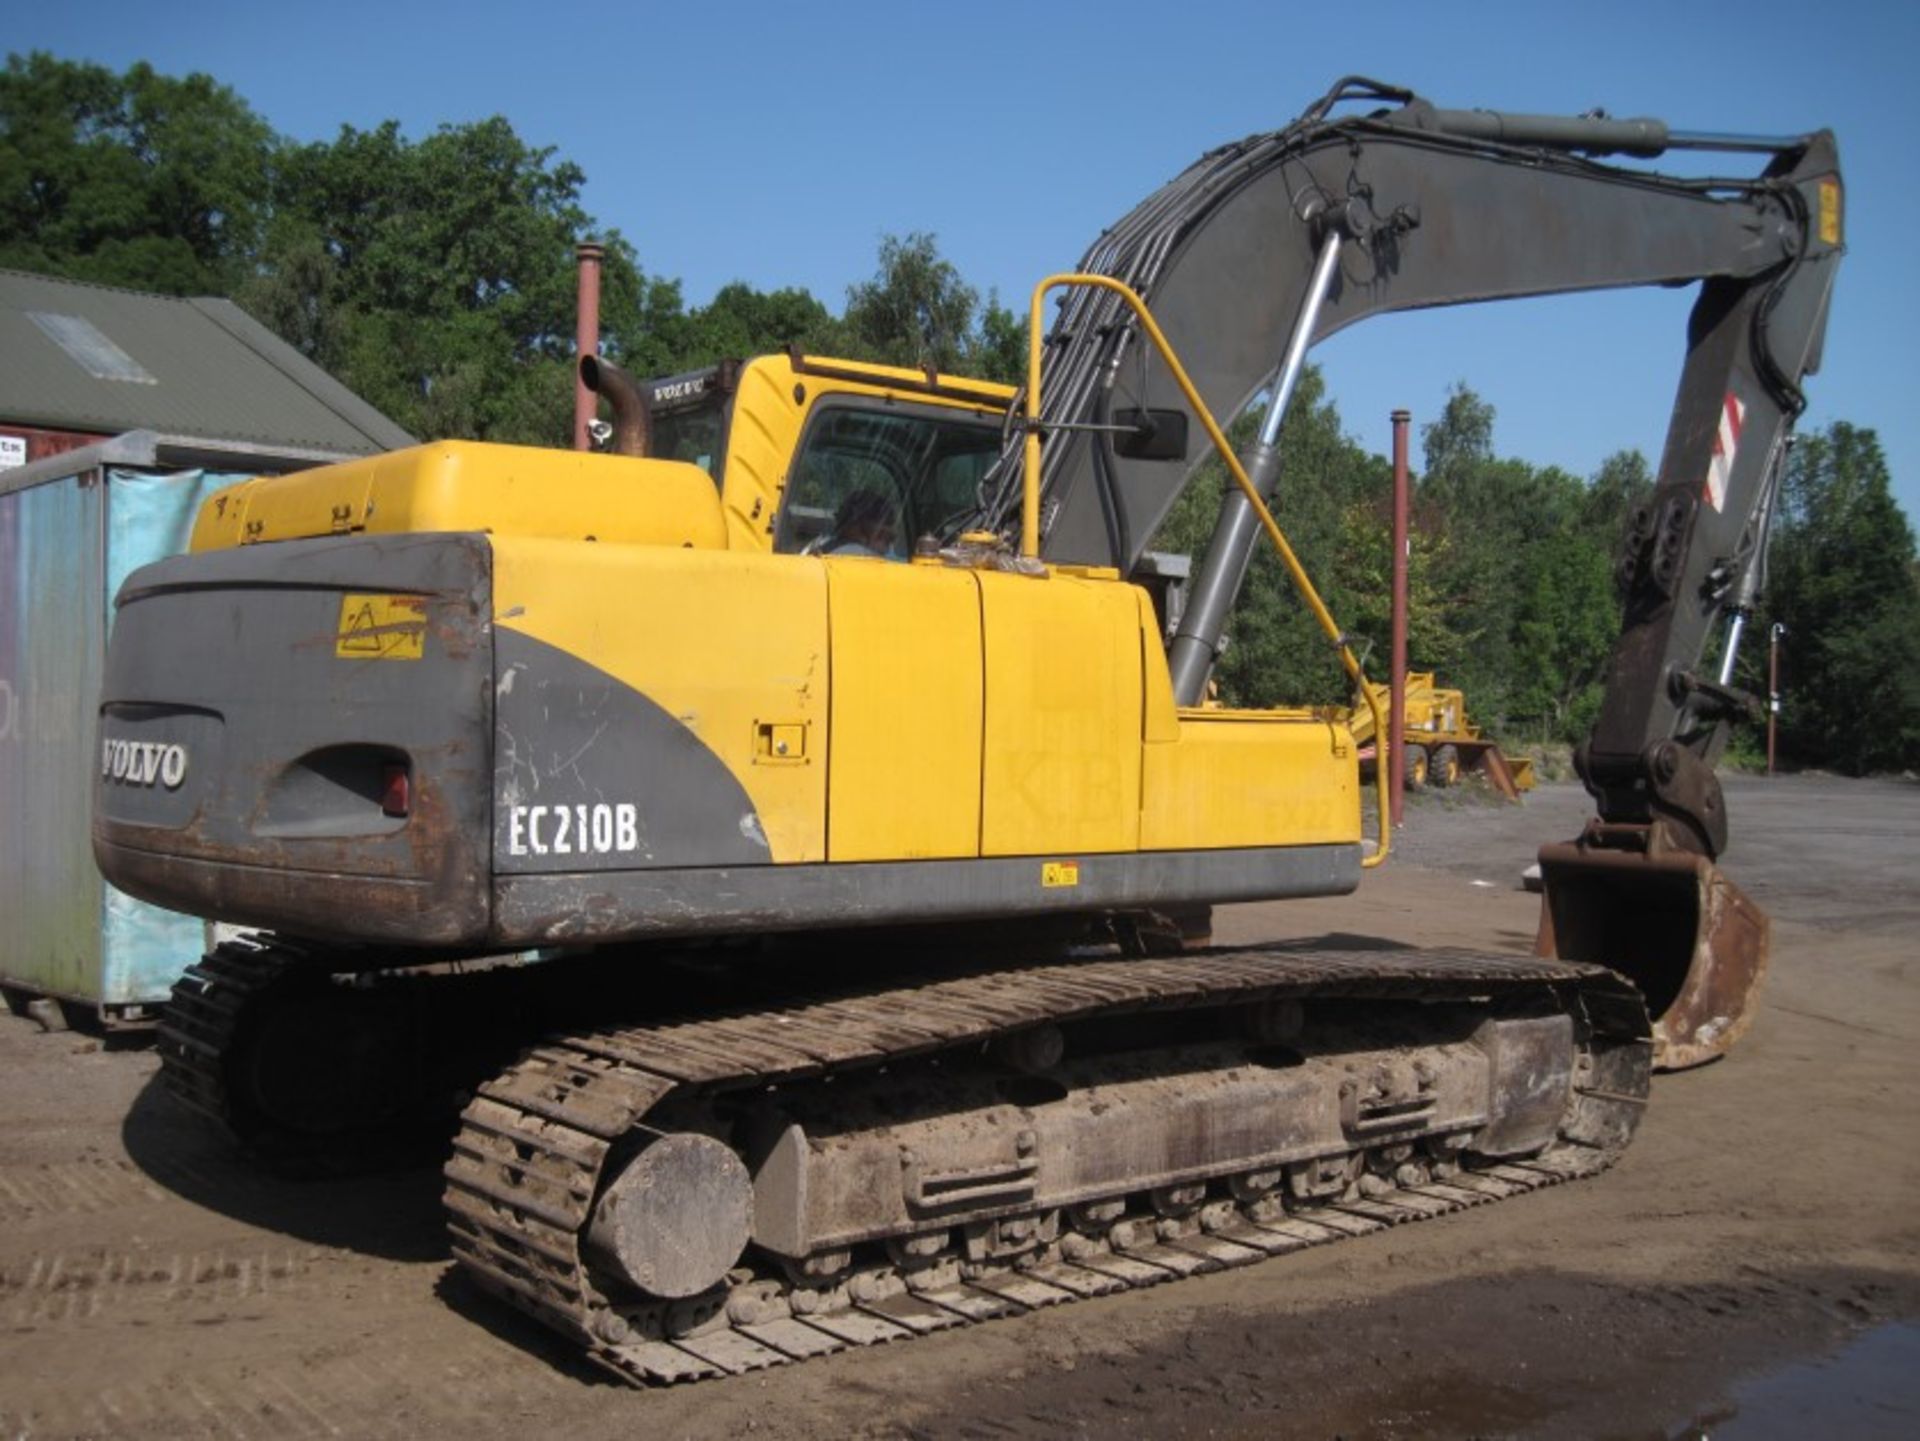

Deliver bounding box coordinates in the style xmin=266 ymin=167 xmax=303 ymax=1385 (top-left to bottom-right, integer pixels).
xmin=1023 ymin=272 xmax=1391 ymax=867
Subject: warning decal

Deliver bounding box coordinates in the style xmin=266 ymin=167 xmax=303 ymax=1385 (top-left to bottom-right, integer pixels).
xmin=336 ymin=594 xmax=427 ymax=660
xmin=1703 ymin=391 xmax=1745 ymax=514
xmin=1041 ymin=860 xmax=1081 ymax=889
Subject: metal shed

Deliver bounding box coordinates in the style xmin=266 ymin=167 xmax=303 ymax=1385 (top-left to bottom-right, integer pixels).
xmin=0 ymin=267 xmax=413 ymax=459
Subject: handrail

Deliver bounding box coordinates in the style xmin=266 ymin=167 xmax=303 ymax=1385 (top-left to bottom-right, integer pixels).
xmin=1024 ymin=272 xmax=1391 ymax=867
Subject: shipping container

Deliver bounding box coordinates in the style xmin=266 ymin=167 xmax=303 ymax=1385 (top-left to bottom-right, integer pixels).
xmin=0 ymin=432 xmax=349 ymax=1026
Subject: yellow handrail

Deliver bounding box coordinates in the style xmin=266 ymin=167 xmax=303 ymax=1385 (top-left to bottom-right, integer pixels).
xmin=1024 ymin=272 xmax=1391 ymax=867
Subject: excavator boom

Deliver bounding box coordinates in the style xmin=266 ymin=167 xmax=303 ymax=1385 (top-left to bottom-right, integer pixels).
xmin=978 ymin=76 xmax=1840 ymax=1064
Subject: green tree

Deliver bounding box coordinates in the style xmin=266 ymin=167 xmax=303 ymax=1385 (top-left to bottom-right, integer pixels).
xmin=675 ymin=282 xmax=843 ymax=369
xmin=243 ymin=116 xmax=681 ymax=445
xmin=1336 ymin=501 xmax=1464 ymax=688
xmin=0 ymin=52 xmax=275 ymax=294
xmin=1417 ymin=385 xmax=1504 ymax=702
xmin=1508 ymin=532 xmax=1618 ymax=736
xmin=1583 ymin=448 xmax=1654 ymax=548
xmin=842 ymin=232 xmax=977 ymax=373
xmin=1417 ymin=385 xmax=1629 ymax=738
xmin=837 ymin=233 xmax=1026 ymax=384
xmin=1761 ymin=423 xmax=1920 ymax=773
xmin=972 ymin=293 xmax=1029 ymax=387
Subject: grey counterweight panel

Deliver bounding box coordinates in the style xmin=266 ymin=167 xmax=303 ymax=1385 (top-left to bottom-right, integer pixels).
xmin=93 ymin=532 xmax=495 ymax=945
xmin=494 ymin=843 xmax=1361 ymax=947
xmin=492 ymin=629 xmax=771 ymax=874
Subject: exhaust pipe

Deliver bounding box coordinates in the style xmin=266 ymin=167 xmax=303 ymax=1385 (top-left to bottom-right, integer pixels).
xmin=580 ymin=355 xmax=652 ymax=459
xmin=573 ymin=241 xmax=604 ymax=451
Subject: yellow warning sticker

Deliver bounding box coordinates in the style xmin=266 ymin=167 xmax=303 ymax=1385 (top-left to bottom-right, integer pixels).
xmin=336 ymin=594 xmax=427 ymax=660
xmin=1041 ymin=860 xmax=1080 ymax=889
xmin=1819 ymin=179 xmax=1842 ymax=247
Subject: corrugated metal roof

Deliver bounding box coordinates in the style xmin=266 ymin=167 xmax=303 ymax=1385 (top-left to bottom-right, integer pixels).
xmin=0 ymin=269 xmax=415 ymax=455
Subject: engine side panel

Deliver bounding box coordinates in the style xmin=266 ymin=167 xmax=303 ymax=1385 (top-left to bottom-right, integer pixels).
xmin=979 ymin=568 xmax=1143 ymax=856
xmin=824 ymin=559 xmax=984 ymax=862
xmin=97 ymin=523 xmax=1366 ymax=951
xmin=490 ymin=537 xmax=830 ymax=867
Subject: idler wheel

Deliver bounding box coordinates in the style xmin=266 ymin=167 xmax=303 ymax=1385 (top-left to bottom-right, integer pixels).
xmin=587 ymin=1132 xmax=752 ymax=1299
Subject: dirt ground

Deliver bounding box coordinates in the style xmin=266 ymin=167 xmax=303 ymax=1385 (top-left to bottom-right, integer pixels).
xmin=2 ymin=775 xmax=1915 ymax=1439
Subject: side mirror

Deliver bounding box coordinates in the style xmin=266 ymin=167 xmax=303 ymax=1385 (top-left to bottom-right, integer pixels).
xmin=1113 ymin=409 xmax=1189 ymax=461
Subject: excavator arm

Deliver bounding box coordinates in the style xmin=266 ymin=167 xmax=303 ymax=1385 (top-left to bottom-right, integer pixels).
xmin=981 ymin=77 xmax=1843 ymax=1065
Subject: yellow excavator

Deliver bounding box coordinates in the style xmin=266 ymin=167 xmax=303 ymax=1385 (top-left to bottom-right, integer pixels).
xmin=95 ymin=78 xmax=1839 ymax=1383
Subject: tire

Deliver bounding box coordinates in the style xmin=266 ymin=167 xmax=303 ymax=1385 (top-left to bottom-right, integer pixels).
xmin=1403 ymin=744 xmax=1429 ymax=791
xmin=1430 ymin=744 xmax=1461 ymax=788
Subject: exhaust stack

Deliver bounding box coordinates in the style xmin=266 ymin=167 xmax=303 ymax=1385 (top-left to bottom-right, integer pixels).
xmin=580 ymin=355 xmax=652 ymax=459
xmin=573 ymin=241 xmax=605 ymax=452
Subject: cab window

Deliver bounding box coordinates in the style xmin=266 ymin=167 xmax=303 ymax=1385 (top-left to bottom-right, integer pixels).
xmin=648 ymin=396 xmax=729 ymax=481
xmin=774 ymin=402 xmax=1004 ymax=557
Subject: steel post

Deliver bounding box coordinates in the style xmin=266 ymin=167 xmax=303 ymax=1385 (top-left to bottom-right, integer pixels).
xmin=1768 ymin=622 xmax=1784 ymax=775
xmin=1390 ymin=410 xmax=1410 ymax=827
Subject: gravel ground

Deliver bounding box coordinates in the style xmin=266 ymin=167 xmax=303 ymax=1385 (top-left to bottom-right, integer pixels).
xmin=1 ymin=775 xmax=1914 ymax=1439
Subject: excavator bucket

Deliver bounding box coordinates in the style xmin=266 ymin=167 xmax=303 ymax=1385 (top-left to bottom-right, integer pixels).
xmin=1534 ymin=838 xmax=1769 ymax=1071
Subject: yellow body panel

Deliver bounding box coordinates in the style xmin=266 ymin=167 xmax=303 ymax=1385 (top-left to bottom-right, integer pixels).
xmin=1137 ymin=590 xmax=1182 ymax=745
xmin=825 ymin=559 xmax=984 ymax=861
xmin=491 ymin=539 xmax=829 ymax=865
xmin=191 ymin=442 xmax=727 ymax=553
xmin=496 ymin=535 xmax=1353 ymax=869
xmin=977 ymin=569 xmax=1143 ymax=856
xmin=1142 ymin=711 xmax=1360 ymax=851
xmin=177 ymin=354 xmax=1363 ymax=879
xmin=717 ymin=359 xmax=809 ymax=552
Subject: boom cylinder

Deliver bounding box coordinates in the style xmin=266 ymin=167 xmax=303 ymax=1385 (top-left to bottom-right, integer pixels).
xmin=1167 ymin=230 xmax=1343 ymax=704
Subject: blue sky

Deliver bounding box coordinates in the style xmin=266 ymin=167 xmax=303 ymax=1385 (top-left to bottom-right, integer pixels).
xmin=12 ymin=0 xmax=1915 ymax=523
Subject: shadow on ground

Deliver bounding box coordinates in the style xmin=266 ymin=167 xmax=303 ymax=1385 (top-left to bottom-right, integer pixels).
xmin=120 ymin=1073 xmax=450 ymax=1261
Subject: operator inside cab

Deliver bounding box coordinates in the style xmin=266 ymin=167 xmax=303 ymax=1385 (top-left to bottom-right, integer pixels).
xmin=822 ymin=490 xmax=898 ymax=558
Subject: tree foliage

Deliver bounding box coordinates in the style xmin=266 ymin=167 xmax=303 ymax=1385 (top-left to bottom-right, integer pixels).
xmin=1759 ymin=423 xmax=1920 ymax=773
xmin=1 ymin=54 xmax=1025 ymax=442
xmin=0 ymin=52 xmax=274 ymax=293
xmin=838 ymin=232 xmax=1027 ymax=384
xmin=240 ymin=116 xmax=690 ymax=445
xmin=1151 ymin=369 xmax=1393 ymax=708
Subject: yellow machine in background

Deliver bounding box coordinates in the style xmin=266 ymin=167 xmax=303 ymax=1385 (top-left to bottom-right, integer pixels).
xmin=1349 ymin=672 xmax=1536 ymax=797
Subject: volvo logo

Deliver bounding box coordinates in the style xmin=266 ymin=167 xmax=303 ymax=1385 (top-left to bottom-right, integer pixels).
xmin=102 ymin=738 xmax=188 ymax=790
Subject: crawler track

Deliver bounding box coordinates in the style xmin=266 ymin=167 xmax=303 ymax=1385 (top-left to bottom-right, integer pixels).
xmin=157 ymin=936 xmax=313 ymax=1140
xmin=159 ymin=935 xmax=545 ymax=1167
xmin=444 ymin=944 xmax=1650 ymax=1387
